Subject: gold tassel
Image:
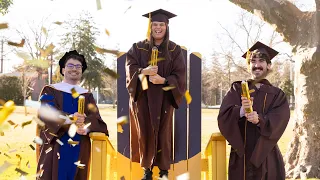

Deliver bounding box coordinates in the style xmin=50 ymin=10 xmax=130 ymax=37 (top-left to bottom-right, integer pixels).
xmin=146 ymin=13 xmax=151 ymax=40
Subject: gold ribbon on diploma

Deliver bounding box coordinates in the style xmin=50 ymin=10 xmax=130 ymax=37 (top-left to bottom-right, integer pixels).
xmin=78 ymin=95 xmax=85 ymax=115
xmin=150 ymin=46 xmax=159 ymax=66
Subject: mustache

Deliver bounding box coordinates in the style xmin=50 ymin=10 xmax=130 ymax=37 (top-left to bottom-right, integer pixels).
xmin=252 ymin=67 xmax=263 ymax=71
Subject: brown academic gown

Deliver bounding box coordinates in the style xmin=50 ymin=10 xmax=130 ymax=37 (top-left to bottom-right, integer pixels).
xmin=35 ymin=85 xmax=108 ymax=180
xmin=218 ymin=79 xmax=290 ymax=180
xmin=126 ymin=40 xmax=186 ymax=170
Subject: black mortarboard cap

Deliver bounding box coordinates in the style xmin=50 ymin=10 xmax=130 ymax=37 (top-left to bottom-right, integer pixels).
xmin=142 ymin=9 xmax=176 ymax=24
xmin=59 ymin=50 xmax=87 ymax=76
xmin=242 ymin=41 xmax=279 ymax=62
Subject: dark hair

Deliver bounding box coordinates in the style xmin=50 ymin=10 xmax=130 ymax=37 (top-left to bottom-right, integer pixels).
xmin=64 ymin=54 xmax=86 ymax=67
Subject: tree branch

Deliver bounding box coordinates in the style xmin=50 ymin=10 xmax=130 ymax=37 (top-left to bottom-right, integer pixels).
xmin=229 ymin=0 xmax=305 ymax=45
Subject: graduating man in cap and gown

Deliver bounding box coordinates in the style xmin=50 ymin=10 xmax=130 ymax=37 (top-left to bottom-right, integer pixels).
xmin=35 ymin=50 xmax=109 ymax=180
xmin=218 ymin=41 xmax=290 ymax=180
xmin=125 ymin=9 xmax=186 ymax=179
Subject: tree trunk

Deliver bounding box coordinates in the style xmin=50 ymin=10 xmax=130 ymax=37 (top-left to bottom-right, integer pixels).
xmin=229 ymin=0 xmax=320 ymax=178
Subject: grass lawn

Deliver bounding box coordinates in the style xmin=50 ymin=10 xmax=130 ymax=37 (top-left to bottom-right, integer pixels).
xmin=0 ymin=106 xmax=299 ymax=179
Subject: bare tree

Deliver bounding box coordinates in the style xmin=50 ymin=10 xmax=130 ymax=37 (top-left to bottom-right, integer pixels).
xmin=229 ymin=0 xmax=320 ymax=178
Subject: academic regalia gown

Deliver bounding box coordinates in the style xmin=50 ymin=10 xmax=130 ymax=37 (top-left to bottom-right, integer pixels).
xmin=218 ymin=79 xmax=290 ymax=180
xmin=126 ymin=40 xmax=186 ymax=170
xmin=35 ymin=82 xmax=108 ymax=180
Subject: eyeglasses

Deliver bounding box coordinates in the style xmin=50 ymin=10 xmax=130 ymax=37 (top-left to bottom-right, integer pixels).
xmin=66 ymin=63 xmax=82 ymax=69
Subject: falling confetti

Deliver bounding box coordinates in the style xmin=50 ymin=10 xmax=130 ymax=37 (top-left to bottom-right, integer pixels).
xmin=138 ymin=74 xmax=148 ymax=90
xmin=26 ymin=161 xmax=30 ymax=168
xmin=117 ymin=124 xmax=124 ymax=133
xmin=176 ymin=172 xmax=190 ymax=180
xmin=42 ymin=43 xmax=55 ymax=57
xmin=4 ymin=153 xmax=11 ymax=158
xmin=15 ymin=168 xmax=28 ymax=176
xmin=0 ymin=100 xmax=16 ymax=126
xmin=53 ymin=21 xmax=63 ymax=25
xmin=7 ymin=120 xmax=15 ymax=125
xmin=83 ymin=122 xmax=91 ymax=129
xmin=7 ymin=39 xmax=25 ymax=47
xmin=103 ymin=67 xmax=120 ymax=79
xmin=49 ymin=132 xmax=58 ymax=137
xmin=68 ymin=123 xmax=77 ymax=138
xmin=26 ymin=59 xmax=50 ymax=69
xmin=0 ymin=131 xmax=4 ymax=136
xmin=29 ymin=144 xmax=35 ymax=151
xmin=57 ymin=152 xmax=60 ymax=159
xmin=105 ymin=29 xmax=110 ymax=36
xmin=14 ymin=124 xmax=19 ymax=129
xmin=45 ymin=147 xmax=52 ymax=154
xmin=8 ymin=149 xmax=17 ymax=153
xmin=94 ymin=46 xmax=119 ymax=55
xmin=117 ymin=116 xmax=128 ymax=125
xmin=162 ymin=85 xmax=176 ymax=91
xmin=68 ymin=138 xmax=79 ymax=146
xmin=157 ymin=149 xmax=162 ymax=153
xmin=0 ymin=23 xmax=8 ymax=30
xmin=96 ymin=0 xmax=102 ymax=10
xmin=71 ymin=88 xmax=80 ymax=98
xmin=74 ymin=160 xmax=85 ymax=168
xmin=21 ymin=120 xmax=32 ymax=128
xmin=56 ymin=139 xmax=64 ymax=146
xmin=87 ymin=103 xmax=97 ymax=113
xmin=0 ymin=161 xmax=12 ymax=174
xmin=41 ymin=27 xmax=48 ymax=36
xmin=185 ymin=90 xmax=192 ymax=104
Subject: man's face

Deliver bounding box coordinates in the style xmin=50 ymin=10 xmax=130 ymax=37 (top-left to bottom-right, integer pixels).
xmin=249 ymin=57 xmax=271 ymax=79
xmin=151 ymin=21 xmax=167 ymax=40
xmin=62 ymin=58 xmax=82 ymax=81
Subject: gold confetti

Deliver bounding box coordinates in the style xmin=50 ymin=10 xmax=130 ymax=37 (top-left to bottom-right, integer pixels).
xmin=0 ymin=100 xmax=16 ymax=126
xmin=0 ymin=99 xmax=5 ymax=105
xmin=45 ymin=147 xmax=52 ymax=154
xmin=96 ymin=0 xmax=102 ymax=10
xmin=87 ymin=103 xmax=97 ymax=112
xmin=42 ymin=43 xmax=55 ymax=57
xmin=71 ymin=88 xmax=80 ymax=98
xmin=33 ymin=136 xmax=43 ymax=145
xmin=0 ymin=23 xmax=8 ymax=30
xmin=83 ymin=122 xmax=91 ymax=129
xmin=105 ymin=29 xmax=110 ymax=36
xmin=6 ymin=143 xmax=10 ymax=148
xmin=176 ymin=172 xmax=190 ymax=180
xmin=53 ymin=21 xmax=63 ymax=25
xmin=26 ymin=59 xmax=50 ymax=69
xmin=74 ymin=160 xmax=85 ymax=168
xmin=49 ymin=132 xmax=58 ymax=137
xmin=68 ymin=123 xmax=77 ymax=138
xmin=117 ymin=116 xmax=128 ymax=125
xmin=94 ymin=46 xmax=119 ymax=55
xmin=21 ymin=120 xmax=32 ymax=128
xmin=68 ymin=114 xmax=77 ymax=123
xmin=185 ymin=90 xmax=192 ymax=104
xmin=57 ymin=152 xmax=60 ymax=159
xmin=14 ymin=124 xmax=19 ymax=129
xmin=117 ymin=124 xmax=123 ymax=133
xmin=157 ymin=149 xmax=162 ymax=153
xmin=4 ymin=153 xmax=11 ymax=158
xmin=0 ymin=131 xmax=4 ymax=136
xmin=26 ymin=160 xmax=29 ymax=167
xmin=41 ymin=27 xmax=48 ymax=36
xmin=8 ymin=149 xmax=17 ymax=153
xmin=15 ymin=168 xmax=28 ymax=176
xmin=0 ymin=161 xmax=12 ymax=174
xmin=138 ymin=74 xmax=148 ymax=90
xmin=29 ymin=144 xmax=35 ymax=150
xmin=162 ymin=85 xmax=176 ymax=91
xmin=103 ymin=67 xmax=120 ymax=79
xmin=249 ymin=89 xmax=255 ymax=93
xmin=7 ymin=39 xmax=25 ymax=47
xmin=56 ymin=139 xmax=64 ymax=146
xmin=7 ymin=120 xmax=15 ymax=125
xmin=68 ymin=139 xmax=79 ymax=146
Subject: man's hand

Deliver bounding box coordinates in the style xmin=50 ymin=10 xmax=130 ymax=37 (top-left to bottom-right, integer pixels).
xmin=76 ymin=125 xmax=88 ymax=135
xmin=74 ymin=112 xmax=86 ymax=127
xmin=245 ymin=111 xmax=259 ymax=124
xmin=149 ymin=74 xmax=165 ymax=84
xmin=142 ymin=66 xmax=158 ymax=76
xmin=241 ymin=96 xmax=253 ymax=111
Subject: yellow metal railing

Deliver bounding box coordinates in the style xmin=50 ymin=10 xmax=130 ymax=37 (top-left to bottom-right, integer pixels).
xmin=202 ymin=132 xmax=227 ymax=180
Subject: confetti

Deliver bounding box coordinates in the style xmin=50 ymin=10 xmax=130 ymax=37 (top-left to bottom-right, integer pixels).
xmin=56 ymin=139 xmax=64 ymax=146
xmin=71 ymin=88 xmax=80 ymax=98
xmin=26 ymin=160 xmax=29 ymax=168
xmin=83 ymin=122 xmax=91 ymax=129
xmin=7 ymin=39 xmax=25 ymax=47
xmin=45 ymin=147 xmax=52 ymax=154
xmin=49 ymin=132 xmax=58 ymax=137
xmin=176 ymin=172 xmax=190 ymax=180
xmin=74 ymin=160 xmax=85 ymax=168
xmin=0 ymin=131 xmax=3 ymax=136
xmin=68 ymin=138 xmax=79 ymax=146
xmin=157 ymin=149 xmax=162 ymax=153
xmin=96 ymin=0 xmax=102 ymax=10
xmin=0 ymin=161 xmax=12 ymax=174
xmin=87 ymin=103 xmax=97 ymax=112
xmin=94 ymin=46 xmax=119 ymax=55
xmin=6 ymin=143 xmax=10 ymax=148
xmin=42 ymin=43 xmax=55 ymax=57
xmin=33 ymin=136 xmax=43 ymax=145
xmin=41 ymin=27 xmax=48 ymax=36
xmin=249 ymin=89 xmax=255 ymax=93
xmin=105 ymin=29 xmax=110 ymax=36
xmin=14 ymin=124 xmax=19 ymax=129
xmin=15 ymin=168 xmax=28 ymax=176
xmin=162 ymin=85 xmax=176 ymax=91
xmin=68 ymin=123 xmax=77 ymax=138
xmin=7 ymin=120 xmax=15 ymax=125
xmin=8 ymin=149 xmax=17 ymax=153
xmin=0 ymin=100 xmax=16 ymax=126
xmin=57 ymin=152 xmax=60 ymax=159
xmin=185 ymin=90 xmax=192 ymax=104
xmin=0 ymin=23 xmax=8 ymax=30
xmin=21 ymin=120 xmax=32 ymax=128
xmin=138 ymin=74 xmax=148 ymax=90
xmin=117 ymin=124 xmax=124 ymax=133
xmin=103 ymin=67 xmax=120 ymax=79
xmin=29 ymin=144 xmax=35 ymax=151
xmin=117 ymin=116 xmax=128 ymax=125
xmin=4 ymin=153 xmax=11 ymax=158
xmin=53 ymin=21 xmax=63 ymax=25
xmin=24 ymin=99 xmax=41 ymax=109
